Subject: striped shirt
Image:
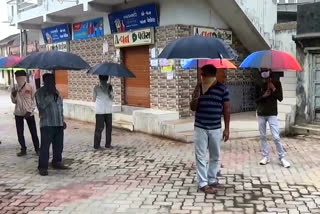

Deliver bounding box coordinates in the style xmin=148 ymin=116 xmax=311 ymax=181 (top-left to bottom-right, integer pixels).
xmin=35 ymin=87 xmax=64 ymax=128
xmin=194 ymin=82 xmax=230 ymax=130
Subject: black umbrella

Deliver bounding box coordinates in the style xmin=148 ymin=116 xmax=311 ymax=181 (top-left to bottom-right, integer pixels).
xmin=88 ymin=62 xmax=135 ymax=78
xmin=14 ymin=51 xmax=90 ymax=70
xmin=158 ymin=35 xmax=237 ymax=59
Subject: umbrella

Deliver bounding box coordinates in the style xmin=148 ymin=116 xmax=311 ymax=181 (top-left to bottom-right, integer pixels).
xmin=182 ymin=59 xmax=237 ymax=69
xmin=88 ymin=62 xmax=136 ymax=78
xmin=0 ymin=56 xmax=22 ymax=68
xmin=14 ymin=51 xmax=90 ymax=71
xmin=158 ymin=35 xmax=237 ymax=59
xmin=240 ymin=50 xmax=302 ymax=71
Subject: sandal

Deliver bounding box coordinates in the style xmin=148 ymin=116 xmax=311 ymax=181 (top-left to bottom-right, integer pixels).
xmin=199 ymin=185 xmax=217 ymax=194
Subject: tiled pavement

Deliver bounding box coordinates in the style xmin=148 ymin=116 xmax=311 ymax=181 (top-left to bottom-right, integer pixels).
xmin=1 ymin=91 xmax=320 ymax=214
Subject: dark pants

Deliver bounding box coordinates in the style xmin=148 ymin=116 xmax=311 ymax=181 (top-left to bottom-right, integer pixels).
xmin=39 ymin=126 xmax=64 ymax=170
xmin=15 ymin=115 xmax=40 ymax=152
xmin=94 ymin=114 xmax=112 ymax=148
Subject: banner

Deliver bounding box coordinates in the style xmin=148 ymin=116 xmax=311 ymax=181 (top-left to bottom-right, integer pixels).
xmin=194 ymin=27 xmax=232 ymax=44
xmin=108 ymin=3 xmax=159 ymax=34
xmin=42 ymin=24 xmax=71 ymax=44
xmin=73 ymin=17 xmax=104 ymax=40
xmin=114 ymin=28 xmax=154 ymax=48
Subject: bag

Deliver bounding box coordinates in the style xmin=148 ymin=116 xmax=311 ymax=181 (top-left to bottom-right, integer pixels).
xmin=190 ymin=84 xmax=201 ymax=111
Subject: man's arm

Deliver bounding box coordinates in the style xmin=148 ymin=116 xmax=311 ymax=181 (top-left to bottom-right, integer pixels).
xmin=93 ymin=86 xmax=97 ymax=102
xmin=35 ymin=89 xmax=53 ymax=111
xmin=270 ymin=81 xmax=283 ymax=102
xmin=222 ymin=87 xmax=231 ymax=142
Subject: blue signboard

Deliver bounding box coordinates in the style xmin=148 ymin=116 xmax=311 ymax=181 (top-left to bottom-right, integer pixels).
xmin=42 ymin=24 xmax=71 ymax=44
xmin=108 ymin=3 xmax=159 ymax=34
xmin=73 ymin=17 xmax=104 ymax=40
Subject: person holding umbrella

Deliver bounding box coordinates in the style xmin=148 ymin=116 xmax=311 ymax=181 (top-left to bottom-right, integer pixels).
xmin=93 ymin=75 xmax=114 ymax=150
xmin=36 ymin=73 xmax=69 ymax=176
xmin=190 ymin=65 xmax=231 ymax=194
xmin=11 ymin=70 xmax=40 ymax=156
xmin=255 ymin=69 xmax=290 ymax=168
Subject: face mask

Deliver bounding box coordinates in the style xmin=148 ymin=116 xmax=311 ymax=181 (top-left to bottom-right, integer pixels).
xmin=16 ymin=76 xmax=26 ymax=88
xmin=261 ymin=71 xmax=270 ymax=79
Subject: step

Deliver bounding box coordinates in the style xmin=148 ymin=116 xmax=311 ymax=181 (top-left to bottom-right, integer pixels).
xmin=281 ymin=77 xmax=297 ymax=84
xmin=281 ymin=83 xmax=296 ymax=91
xmin=278 ymin=104 xmax=294 ymax=113
xmin=283 ymin=90 xmax=296 ymax=97
xmin=291 ymin=124 xmax=320 ymax=136
xmin=281 ymin=98 xmax=296 ymax=105
xmin=163 ymin=118 xmax=194 ymax=133
xmin=113 ymin=113 xmax=133 ymax=123
xmin=112 ymin=120 xmax=134 ymax=132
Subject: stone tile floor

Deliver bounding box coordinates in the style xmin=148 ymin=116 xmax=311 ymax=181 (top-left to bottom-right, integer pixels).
xmin=0 ymin=91 xmax=320 ymax=214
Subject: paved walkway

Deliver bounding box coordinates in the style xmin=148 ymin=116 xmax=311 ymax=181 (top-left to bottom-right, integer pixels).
xmin=0 ymin=91 xmax=320 ymax=214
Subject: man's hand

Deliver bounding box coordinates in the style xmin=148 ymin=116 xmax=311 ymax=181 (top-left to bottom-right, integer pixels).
xmin=223 ymin=129 xmax=230 ymax=142
xmin=63 ymin=122 xmax=67 ymax=130
xmin=268 ymin=82 xmax=276 ymax=91
xmin=24 ymin=112 xmax=31 ymax=119
xmin=262 ymin=89 xmax=271 ymax=98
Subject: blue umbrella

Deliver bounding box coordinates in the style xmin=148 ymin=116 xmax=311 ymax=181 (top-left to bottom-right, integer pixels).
xmin=14 ymin=51 xmax=90 ymax=70
xmin=181 ymin=59 xmax=198 ymax=69
xmin=158 ymin=36 xmax=237 ymax=59
xmin=88 ymin=62 xmax=135 ymax=78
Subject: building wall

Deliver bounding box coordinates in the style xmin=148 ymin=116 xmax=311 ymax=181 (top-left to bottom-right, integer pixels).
xmin=236 ymin=0 xmax=277 ymax=47
xmin=274 ymin=23 xmax=298 ymax=131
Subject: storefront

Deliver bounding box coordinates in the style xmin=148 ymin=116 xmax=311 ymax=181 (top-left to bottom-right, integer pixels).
xmin=68 ymin=2 xmax=257 ymax=118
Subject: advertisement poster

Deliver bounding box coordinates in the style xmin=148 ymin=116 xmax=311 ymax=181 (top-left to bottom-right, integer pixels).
xmin=108 ymin=3 xmax=159 ymax=34
xmin=73 ymin=17 xmax=104 ymax=40
xmin=42 ymin=24 xmax=71 ymax=44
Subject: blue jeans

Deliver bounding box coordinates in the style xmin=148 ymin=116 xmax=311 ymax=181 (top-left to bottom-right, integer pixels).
xmin=38 ymin=126 xmax=64 ymax=170
xmin=194 ymin=127 xmax=222 ymax=188
xmin=258 ymin=116 xmax=286 ymax=159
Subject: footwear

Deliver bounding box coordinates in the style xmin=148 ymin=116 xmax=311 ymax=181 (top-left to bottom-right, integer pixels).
xmin=39 ymin=169 xmax=48 ymax=176
xmin=259 ymin=157 xmax=270 ymax=165
xmin=209 ymin=182 xmax=224 ymax=188
xmin=105 ymin=145 xmax=114 ymax=149
xmin=280 ymin=158 xmax=291 ymax=168
xmin=17 ymin=150 xmax=27 ymax=157
xmin=52 ymin=163 xmax=70 ymax=170
xmin=199 ymin=185 xmax=217 ymax=194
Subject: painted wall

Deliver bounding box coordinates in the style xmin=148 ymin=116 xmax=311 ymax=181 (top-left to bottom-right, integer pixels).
xmin=112 ymin=0 xmax=229 ymax=29
xmin=236 ymin=0 xmax=277 ymax=47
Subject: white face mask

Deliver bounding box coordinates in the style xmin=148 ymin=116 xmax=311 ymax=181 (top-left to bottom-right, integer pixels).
xmin=261 ymin=71 xmax=270 ymax=79
xmin=16 ymin=76 xmax=26 ymax=88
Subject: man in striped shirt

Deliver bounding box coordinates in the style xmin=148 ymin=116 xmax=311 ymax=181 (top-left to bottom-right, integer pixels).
xmin=35 ymin=73 xmax=68 ymax=176
xmin=191 ymin=65 xmax=231 ymax=194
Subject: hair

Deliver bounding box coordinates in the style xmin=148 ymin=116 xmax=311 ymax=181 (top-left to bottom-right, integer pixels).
xmin=43 ymin=73 xmax=55 ymax=83
xmin=201 ymin=64 xmax=217 ymax=76
xmin=99 ymin=75 xmax=109 ymax=81
xmin=15 ymin=70 xmax=27 ymax=77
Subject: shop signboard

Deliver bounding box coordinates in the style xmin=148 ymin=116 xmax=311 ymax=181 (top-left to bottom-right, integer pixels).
xmin=193 ymin=27 xmax=232 ymax=44
xmin=73 ymin=17 xmax=104 ymax=40
xmin=108 ymin=3 xmax=158 ymax=34
xmin=114 ymin=28 xmax=154 ymax=48
xmin=42 ymin=24 xmax=71 ymax=44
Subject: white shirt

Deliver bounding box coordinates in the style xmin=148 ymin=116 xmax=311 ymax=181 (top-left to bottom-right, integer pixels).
xmin=93 ymin=84 xmax=113 ymax=114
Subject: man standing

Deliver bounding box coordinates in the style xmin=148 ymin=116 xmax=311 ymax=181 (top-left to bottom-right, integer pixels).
xmin=35 ymin=73 xmax=68 ymax=176
xmin=93 ymin=75 xmax=113 ymax=150
xmin=255 ymin=70 xmax=290 ymax=168
xmin=191 ymin=65 xmax=231 ymax=194
xmin=11 ymin=70 xmax=40 ymax=156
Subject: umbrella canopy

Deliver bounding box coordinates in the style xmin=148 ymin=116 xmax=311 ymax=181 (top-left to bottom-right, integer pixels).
xmin=182 ymin=59 xmax=237 ymax=69
xmin=88 ymin=62 xmax=136 ymax=78
xmin=14 ymin=51 xmax=90 ymax=70
xmin=0 ymin=56 xmax=22 ymax=68
xmin=240 ymin=50 xmax=302 ymax=71
xmin=158 ymin=35 xmax=237 ymax=59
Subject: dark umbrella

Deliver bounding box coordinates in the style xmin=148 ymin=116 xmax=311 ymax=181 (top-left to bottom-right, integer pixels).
xmin=158 ymin=35 xmax=237 ymax=59
xmin=88 ymin=62 xmax=136 ymax=78
xmin=14 ymin=51 xmax=90 ymax=70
